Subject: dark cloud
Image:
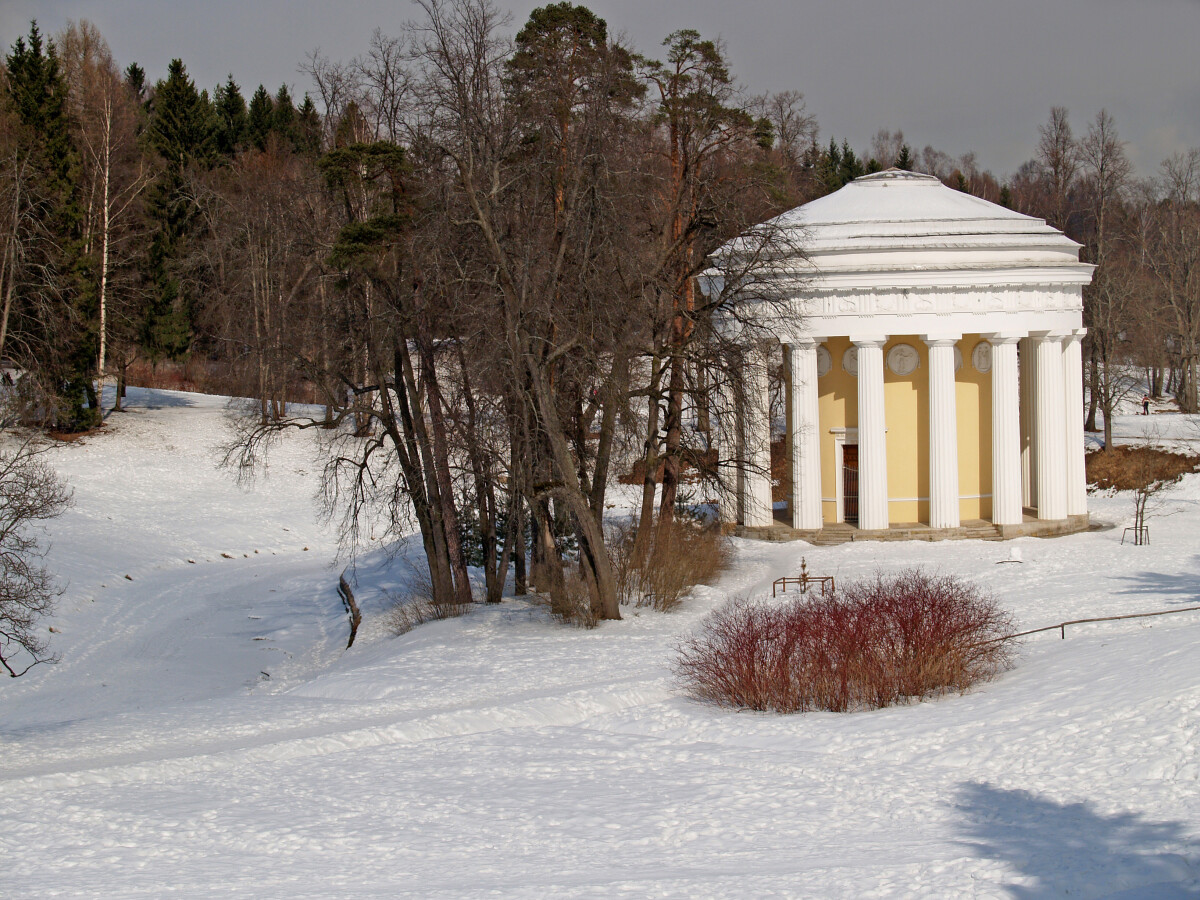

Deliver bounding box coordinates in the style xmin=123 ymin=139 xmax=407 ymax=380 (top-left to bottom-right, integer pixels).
xmin=4 ymin=0 xmax=1196 ymax=176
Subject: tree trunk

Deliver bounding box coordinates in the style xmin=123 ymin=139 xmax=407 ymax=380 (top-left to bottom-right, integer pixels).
xmin=415 ymin=337 xmax=472 ymax=605
xmin=587 ymin=351 xmax=627 ymax=525
xmin=389 ymin=345 xmax=457 ymax=607
xmin=1084 ymin=341 xmax=1100 ymax=432
xmin=526 ymin=355 xmax=620 ymax=620
xmin=635 ymin=355 xmax=665 ymax=554
xmin=97 ymin=129 xmax=112 ymax=377
xmin=113 ymin=361 xmax=126 ymax=412
xmin=658 ymin=351 xmax=686 ymax=525
xmin=0 ymin=239 xmax=16 ymax=362
xmin=510 ymin=496 xmax=526 ymax=596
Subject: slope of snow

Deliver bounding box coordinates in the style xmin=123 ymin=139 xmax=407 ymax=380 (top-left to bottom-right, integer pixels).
xmin=1 ymin=389 xmax=1198 ymax=898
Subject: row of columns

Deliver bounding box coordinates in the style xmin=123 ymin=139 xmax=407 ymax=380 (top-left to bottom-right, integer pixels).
xmin=726 ymin=329 xmax=1087 ymax=531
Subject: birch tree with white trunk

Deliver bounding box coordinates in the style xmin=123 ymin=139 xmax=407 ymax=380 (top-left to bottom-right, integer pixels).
xmin=59 ymin=21 xmax=152 ymax=380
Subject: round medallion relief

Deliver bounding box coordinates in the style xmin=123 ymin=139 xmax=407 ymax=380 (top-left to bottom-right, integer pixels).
xmin=816 ymin=345 xmax=832 ymax=377
xmin=972 ymin=341 xmax=992 ymax=374
xmin=886 ymin=343 xmax=920 ymax=376
xmin=842 ymin=346 xmax=858 ymax=377
xmin=954 ymin=346 xmax=964 ymax=371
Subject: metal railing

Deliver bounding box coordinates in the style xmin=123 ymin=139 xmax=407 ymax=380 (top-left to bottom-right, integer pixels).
xmin=772 ymin=558 xmax=835 ymax=599
xmin=1007 ymin=604 xmax=1200 ymax=641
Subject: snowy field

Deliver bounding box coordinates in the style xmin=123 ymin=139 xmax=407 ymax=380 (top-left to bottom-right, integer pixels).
xmin=2 ymin=388 xmax=1199 ymax=898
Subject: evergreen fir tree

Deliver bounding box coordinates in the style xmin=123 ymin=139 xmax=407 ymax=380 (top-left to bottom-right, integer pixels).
xmin=296 ymin=94 xmax=322 ymax=156
xmin=247 ymin=84 xmax=273 ymax=151
xmin=142 ymin=59 xmax=215 ymax=361
xmin=5 ymin=22 xmax=100 ymax=430
xmin=838 ymin=140 xmax=864 ymax=185
xmin=124 ymin=62 xmax=147 ymax=105
xmin=213 ymin=75 xmax=247 ymax=156
xmin=999 ymin=184 xmax=1013 ymax=208
xmin=896 ymin=144 xmax=914 ymax=171
xmin=818 ymin=137 xmax=842 ymax=192
xmin=6 ymin=23 xmax=76 ymax=224
xmin=147 ymin=59 xmax=216 ymax=167
xmin=271 ymin=84 xmax=297 ymax=150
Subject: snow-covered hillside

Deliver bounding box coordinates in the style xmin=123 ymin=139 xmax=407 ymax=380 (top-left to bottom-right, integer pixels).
xmin=1 ymin=388 xmax=1198 ymax=898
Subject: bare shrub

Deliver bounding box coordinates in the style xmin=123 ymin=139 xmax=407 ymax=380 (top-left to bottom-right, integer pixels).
xmin=610 ymin=517 xmax=729 ymax=612
xmin=676 ymin=569 xmax=1014 ymax=713
xmin=382 ymin=567 xmax=470 ymax=636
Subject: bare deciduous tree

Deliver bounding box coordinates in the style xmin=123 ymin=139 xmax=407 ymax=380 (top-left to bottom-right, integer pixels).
xmin=1145 ymin=150 xmax=1200 ymax=412
xmin=1079 ymin=109 xmax=1135 ymax=448
xmin=1037 ymin=106 xmax=1080 ymax=233
xmin=0 ymin=435 xmax=71 ymax=677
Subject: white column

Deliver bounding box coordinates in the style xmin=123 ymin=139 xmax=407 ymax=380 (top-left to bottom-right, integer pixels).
xmin=1034 ymin=332 xmax=1068 ymax=520
xmin=742 ymin=343 xmax=773 ymax=527
xmin=715 ymin=372 xmax=739 ymax=524
xmin=988 ymin=335 xmax=1024 ymax=526
xmin=1019 ymin=337 xmax=1037 ymax=509
xmin=1063 ymin=329 xmax=1088 ymax=517
xmin=854 ymin=337 xmax=889 ymax=530
xmin=786 ymin=340 xmax=823 ymax=530
xmin=923 ymin=336 xmax=961 ymax=529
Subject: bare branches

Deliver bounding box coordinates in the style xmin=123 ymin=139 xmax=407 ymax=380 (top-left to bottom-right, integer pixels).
xmin=0 ymin=438 xmax=71 ymax=677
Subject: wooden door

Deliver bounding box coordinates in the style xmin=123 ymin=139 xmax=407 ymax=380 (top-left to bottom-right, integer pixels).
xmin=843 ymin=444 xmax=859 ymax=526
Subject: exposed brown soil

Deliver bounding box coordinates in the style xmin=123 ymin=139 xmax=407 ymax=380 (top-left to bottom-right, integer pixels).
xmin=1086 ymin=445 xmax=1199 ymax=491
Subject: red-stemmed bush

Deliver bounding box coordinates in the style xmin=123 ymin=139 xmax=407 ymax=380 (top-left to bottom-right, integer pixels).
xmin=676 ymin=569 xmax=1014 ymax=713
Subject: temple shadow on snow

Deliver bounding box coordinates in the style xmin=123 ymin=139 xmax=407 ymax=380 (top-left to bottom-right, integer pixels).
xmin=954 ymin=782 xmax=1197 ymax=898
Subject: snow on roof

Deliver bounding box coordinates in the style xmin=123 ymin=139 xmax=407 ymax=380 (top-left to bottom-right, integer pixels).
xmin=720 ymin=168 xmax=1090 ymax=282
xmin=785 ymin=168 xmax=1035 ymax=229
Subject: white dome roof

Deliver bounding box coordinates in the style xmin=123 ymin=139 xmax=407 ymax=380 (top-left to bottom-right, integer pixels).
xmin=713 ymin=169 xmax=1093 ymax=341
xmin=786 ymin=169 xmax=1031 ymax=228
xmin=767 ymin=169 xmax=1085 ymax=265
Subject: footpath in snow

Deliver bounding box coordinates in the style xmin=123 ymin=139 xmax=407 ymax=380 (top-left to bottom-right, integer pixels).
xmin=0 ymin=388 xmax=1197 ymax=898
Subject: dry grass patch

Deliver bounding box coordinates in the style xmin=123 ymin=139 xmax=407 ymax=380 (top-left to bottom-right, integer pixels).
xmin=382 ymin=571 xmax=471 ymax=635
xmin=538 ymin=572 xmax=599 ymax=628
xmin=610 ymin=518 xmax=729 ymax=612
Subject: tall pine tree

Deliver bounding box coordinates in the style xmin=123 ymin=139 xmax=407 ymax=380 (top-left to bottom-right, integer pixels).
xmin=213 ymin=75 xmax=247 ymax=156
xmin=5 ymin=22 xmax=100 ymax=430
xmin=296 ymin=94 xmax=322 ymax=156
xmin=247 ymin=84 xmax=273 ymax=151
xmin=142 ymin=58 xmax=215 ymax=361
xmin=271 ymin=84 xmax=296 ymax=150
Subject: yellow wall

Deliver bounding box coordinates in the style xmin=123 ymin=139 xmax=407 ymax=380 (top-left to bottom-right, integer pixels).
xmin=814 ymin=334 xmax=992 ymax=526
xmin=957 ymin=334 xmax=992 ymax=521
xmin=818 ymin=336 xmax=856 ymax=523
xmin=882 ymin=337 xmax=928 ymax=524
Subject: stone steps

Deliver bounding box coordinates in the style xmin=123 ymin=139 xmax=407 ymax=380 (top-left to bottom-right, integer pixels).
xmin=735 ymin=516 xmax=1090 ymax=545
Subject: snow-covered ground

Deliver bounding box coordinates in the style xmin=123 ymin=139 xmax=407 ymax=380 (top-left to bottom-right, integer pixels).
xmin=2 ymin=388 xmax=1198 ymax=898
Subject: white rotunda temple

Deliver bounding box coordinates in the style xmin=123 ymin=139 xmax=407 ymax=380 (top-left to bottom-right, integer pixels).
xmin=713 ymin=169 xmax=1094 ymax=540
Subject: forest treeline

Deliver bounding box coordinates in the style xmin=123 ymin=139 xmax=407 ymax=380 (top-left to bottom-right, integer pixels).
xmin=2 ymin=1 xmax=1198 ymax=622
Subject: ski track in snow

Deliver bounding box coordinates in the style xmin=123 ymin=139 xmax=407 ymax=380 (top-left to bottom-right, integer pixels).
xmin=1 ymin=388 xmax=1198 ymax=898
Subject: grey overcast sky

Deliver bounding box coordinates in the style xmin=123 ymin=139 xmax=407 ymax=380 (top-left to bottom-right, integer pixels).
xmin=4 ymin=0 xmax=1198 ymax=177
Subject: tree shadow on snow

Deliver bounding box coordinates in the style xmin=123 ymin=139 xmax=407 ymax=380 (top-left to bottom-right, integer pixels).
xmin=1115 ymin=560 xmax=1200 ymax=608
xmin=98 ymin=384 xmax=201 ymax=410
xmin=954 ymin=782 xmax=1198 ymax=898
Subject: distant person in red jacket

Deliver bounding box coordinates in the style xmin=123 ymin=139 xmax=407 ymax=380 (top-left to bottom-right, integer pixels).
xmin=1143 ymin=395 xmax=1151 ymax=415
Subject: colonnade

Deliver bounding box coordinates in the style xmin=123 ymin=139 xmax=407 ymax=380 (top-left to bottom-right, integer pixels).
xmin=722 ymin=329 xmax=1088 ymax=532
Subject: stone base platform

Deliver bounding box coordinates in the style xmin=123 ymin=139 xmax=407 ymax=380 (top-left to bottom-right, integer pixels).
xmin=725 ymin=512 xmax=1091 ymax=545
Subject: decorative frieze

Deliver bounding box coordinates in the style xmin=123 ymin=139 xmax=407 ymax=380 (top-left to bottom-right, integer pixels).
xmin=804 ymin=284 xmax=1083 ymax=320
